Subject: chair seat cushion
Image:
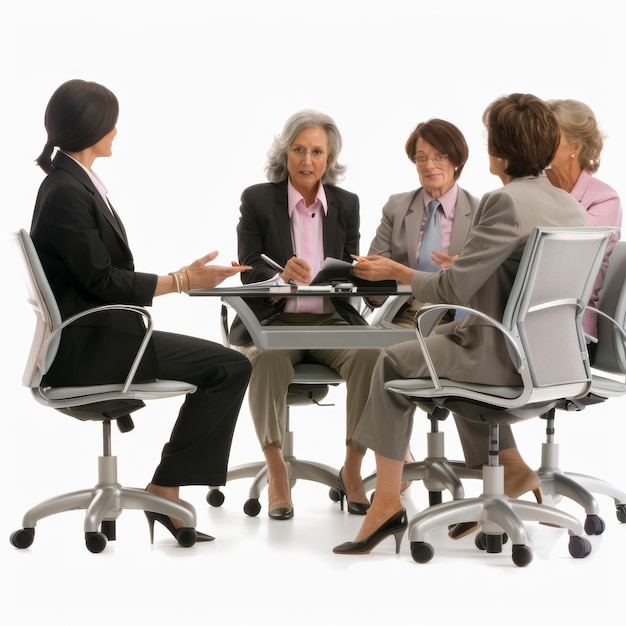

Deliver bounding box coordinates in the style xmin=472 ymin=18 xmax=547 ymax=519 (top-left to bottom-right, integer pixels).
xmin=385 ymin=378 xmax=523 ymax=400
xmin=40 ymin=379 xmax=197 ymax=400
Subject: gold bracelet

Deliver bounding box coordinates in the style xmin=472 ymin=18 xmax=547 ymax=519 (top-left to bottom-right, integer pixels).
xmin=168 ymin=272 xmax=182 ymax=293
xmin=183 ymin=269 xmax=191 ymax=291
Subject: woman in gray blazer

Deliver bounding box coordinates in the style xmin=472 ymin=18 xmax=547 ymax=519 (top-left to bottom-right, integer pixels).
xmin=366 ymin=119 xmax=479 ymax=484
xmin=367 ymin=118 xmax=479 ymax=324
xmin=333 ymin=93 xmax=587 ymax=555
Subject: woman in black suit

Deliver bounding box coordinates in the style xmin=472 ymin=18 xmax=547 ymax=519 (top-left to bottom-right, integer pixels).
xmin=31 ymin=79 xmax=252 ymax=544
xmin=231 ymin=110 xmax=380 ymax=520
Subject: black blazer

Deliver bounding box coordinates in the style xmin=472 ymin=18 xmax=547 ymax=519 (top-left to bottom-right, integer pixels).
xmin=30 ymin=151 xmax=159 ymax=386
xmin=229 ymin=180 xmax=368 ymax=345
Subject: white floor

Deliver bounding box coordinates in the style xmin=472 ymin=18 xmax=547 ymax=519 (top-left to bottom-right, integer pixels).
xmin=3 ymin=382 xmax=625 ymax=625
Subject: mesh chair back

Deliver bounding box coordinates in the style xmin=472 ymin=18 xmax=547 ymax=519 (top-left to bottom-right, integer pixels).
xmin=14 ymin=229 xmax=64 ymax=388
xmin=502 ymin=227 xmax=616 ymax=391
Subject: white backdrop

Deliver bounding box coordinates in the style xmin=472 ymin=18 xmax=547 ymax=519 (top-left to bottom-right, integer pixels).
xmin=1 ymin=0 xmax=624 ymax=561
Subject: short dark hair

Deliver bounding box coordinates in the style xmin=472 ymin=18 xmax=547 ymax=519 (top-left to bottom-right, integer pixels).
xmin=483 ymin=93 xmax=559 ymax=178
xmin=36 ymin=79 xmax=119 ymax=173
xmin=404 ymin=118 xmax=469 ymax=181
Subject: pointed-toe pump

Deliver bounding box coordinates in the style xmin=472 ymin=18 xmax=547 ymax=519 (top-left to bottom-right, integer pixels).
xmin=268 ymin=505 xmax=294 ymax=520
xmin=145 ymin=511 xmax=214 ymax=546
xmin=336 ymin=467 xmax=370 ymax=515
xmin=333 ymin=508 xmax=407 ymax=555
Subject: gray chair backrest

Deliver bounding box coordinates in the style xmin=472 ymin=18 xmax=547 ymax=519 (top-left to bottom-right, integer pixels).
xmin=593 ymin=240 xmax=626 ymax=375
xmin=502 ymin=227 xmax=617 ymax=391
xmin=14 ymin=229 xmax=64 ymax=388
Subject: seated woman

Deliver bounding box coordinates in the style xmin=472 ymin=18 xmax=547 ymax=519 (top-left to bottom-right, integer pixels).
xmin=229 ymin=110 xmax=380 ymax=520
xmin=31 ymin=79 xmax=252 ymax=544
xmin=333 ymin=93 xmax=587 ymax=554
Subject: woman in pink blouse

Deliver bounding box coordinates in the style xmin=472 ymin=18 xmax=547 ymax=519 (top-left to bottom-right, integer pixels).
xmin=547 ymin=98 xmax=623 ymax=356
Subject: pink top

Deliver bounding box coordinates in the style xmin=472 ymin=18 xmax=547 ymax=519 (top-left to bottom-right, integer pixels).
xmin=572 ymin=170 xmax=623 ymax=339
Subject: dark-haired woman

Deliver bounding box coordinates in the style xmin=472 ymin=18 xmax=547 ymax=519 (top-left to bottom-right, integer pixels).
xmin=333 ymin=93 xmax=586 ymax=555
xmin=31 ymin=79 xmax=252 ymax=544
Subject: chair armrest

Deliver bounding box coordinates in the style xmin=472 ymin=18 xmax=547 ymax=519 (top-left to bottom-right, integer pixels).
xmin=43 ymin=304 xmax=154 ymax=393
xmin=364 ymin=294 xmax=412 ymax=327
xmin=413 ymin=303 xmax=525 ymax=390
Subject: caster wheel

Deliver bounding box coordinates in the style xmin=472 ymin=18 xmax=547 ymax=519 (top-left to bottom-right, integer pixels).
xmin=101 ymin=520 xmax=116 ymax=541
xmin=206 ymin=489 xmax=225 ymax=507
xmin=475 ymin=532 xmax=486 ymax=551
xmin=410 ymin=541 xmax=434 ymax=563
xmin=485 ymin=534 xmax=503 ymax=554
xmin=428 ymin=491 xmax=443 ymax=506
xmin=10 ymin=527 xmax=35 ymax=549
xmin=568 ymin=535 xmax=592 ymax=558
xmin=616 ymin=504 xmax=626 ymax=524
xmin=328 ymin=487 xmax=341 ymax=503
xmin=85 ymin=531 xmax=108 ymax=553
xmin=174 ymin=527 xmax=197 ymax=547
xmin=511 ymin=544 xmax=533 ymax=567
xmin=243 ymin=498 xmax=261 ymax=517
xmin=584 ymin=514 xmax=605 ymax=535
xmin=475 ymin=532 xmax=507 ymax=551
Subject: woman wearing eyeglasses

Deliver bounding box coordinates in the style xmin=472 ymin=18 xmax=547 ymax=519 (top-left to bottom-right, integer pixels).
xmin=365 ymin=119 xmax=479 ymax=489
xmin=367 ymin=119 xmax=479 ymax=324
xmin=228 ymin=110 xmax=380 ymax=520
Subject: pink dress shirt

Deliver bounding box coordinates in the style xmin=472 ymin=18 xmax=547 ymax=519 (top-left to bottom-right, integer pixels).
xmin=572 ymin=170 xmax=623 ymax=339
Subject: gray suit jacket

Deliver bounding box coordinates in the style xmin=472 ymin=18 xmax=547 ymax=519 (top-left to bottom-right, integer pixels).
xmin=400 ymin=174 xmax=587 ymax=386
xmin=368 ymin=185 xmax=478 ymax=265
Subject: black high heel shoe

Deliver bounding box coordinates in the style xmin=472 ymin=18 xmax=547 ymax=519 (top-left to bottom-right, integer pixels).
xmin=144 ymin=511 xmax=214 ymax=546
xmin=333 ymin=508 xmax=407 ymax=555
xmin=336 ymin=467 xmax=370 ymax=515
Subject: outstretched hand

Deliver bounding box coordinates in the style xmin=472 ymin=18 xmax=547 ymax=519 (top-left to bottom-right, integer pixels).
xmin=431 ymin=250 xmax=458 ymax=269
xmin=182 ymin=251 xmax=251 ymax=289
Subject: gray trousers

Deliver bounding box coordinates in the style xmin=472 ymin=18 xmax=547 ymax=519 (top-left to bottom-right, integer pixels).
xmin=353 ymin=337 xmax=517 ymax=468
xmin=239 ymin=313 xmax=381 ymax=455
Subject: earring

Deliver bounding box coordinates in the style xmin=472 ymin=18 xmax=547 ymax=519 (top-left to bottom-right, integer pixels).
xmin=570 ymin=154 xmax=575 ymax=158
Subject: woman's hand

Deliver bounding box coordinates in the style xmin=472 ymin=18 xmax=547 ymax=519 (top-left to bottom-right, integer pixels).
xmin=182 ymin=252 xmax=251 ymax=289
xmin=280 ymin=256 xmax=312 ymax=285
xmin=351 ymin=255 xmax=415 ymax=285
xmin=431 ymin=250 xmax=458 ymax=269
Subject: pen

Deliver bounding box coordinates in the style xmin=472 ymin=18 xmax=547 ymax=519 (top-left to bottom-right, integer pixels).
xmin=260 ymin=253 xmax=285 ymax=273
xmin=350 ymin=254 xmax=368 ymax=262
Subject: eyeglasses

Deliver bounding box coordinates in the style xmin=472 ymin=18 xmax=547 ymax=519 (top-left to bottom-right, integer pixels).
xmin=414 ymin=154 xmax=449 ymax=165
xmin=290 ymin=146 xmax=327 ymax=160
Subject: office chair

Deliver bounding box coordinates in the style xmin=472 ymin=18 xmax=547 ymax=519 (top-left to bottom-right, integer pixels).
xmin=384 ymin=226 xmax=617 ymax=566
xmin=206 ymin=301 xmax=345 ymax=516
xmin=10 ymin=229 xmax=200 ymax=553
xmin=536 ymin=240 xmax=626 ymax=532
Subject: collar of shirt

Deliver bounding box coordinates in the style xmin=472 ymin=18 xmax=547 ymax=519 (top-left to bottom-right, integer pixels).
xmin=287 ymin=178 xmax=328 ymax=216
xmin=62 ymin=151 xmax=113 ymax=212
xmin=424 ymin=184 xmax=459 ymax=219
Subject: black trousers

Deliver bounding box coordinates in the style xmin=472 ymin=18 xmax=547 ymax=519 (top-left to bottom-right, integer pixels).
xmin=149 ymin=331 xmax=251 ymax=487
